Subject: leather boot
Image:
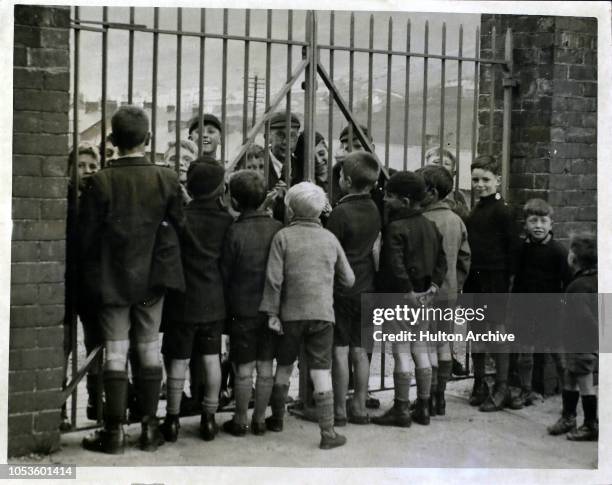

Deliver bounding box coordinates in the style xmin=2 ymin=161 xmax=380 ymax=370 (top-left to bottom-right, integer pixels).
xmin=566 ymin=420 xmax=598 ymax=441
xmin=479 ymin=383 xmax=510 ymax=412
xmin=160 ymin=414 xmax=180 ymax=442
xmin=436 ymin=390 xmax=446 ymax=416
xmin=469 ymin=378 xmax=488 ymax=406
xmin=429 ymin=392 xmax=438 ymax=417
xmin=371 ymin=399 xmax=411 ymax=427
xmin=200 ymin=411 xmax=218 ymax=441
xmin=411 ymin=398 xmax=430 ymax=425
xmin=139 ymin=416 xmax=165 ymax=452
xmin=82 ymin=423 xmax=125 ymax=454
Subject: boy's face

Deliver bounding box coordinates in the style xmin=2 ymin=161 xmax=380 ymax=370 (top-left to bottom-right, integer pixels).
xmin=166 ymin=152 xmax=195 ymax=184
xmin=269 ymin=127 xmax=299 ymax=161
xmin=525 ymin=214 xmax=552 ymax=242
xmin=190 ymin=124 xmax=221 ymax=156
xmin=315 ymin=139 xmax=328 ymax=167
xmin=338 ymin=167 xmax=351 ymax=193
xmin=471 ymin=168 xmax=500 ymax=198
xmin=427 ymin=156 xmax=455 ymax=175
xmin=245 ymin=155 xmax=265 ymax=176
xmin=77 ymin=153 xmax=100 ymax=180
xmin=383 ymin=190 xmax=409 ymax=212
xmin=335 ymin=138 xmax=365 ymax=164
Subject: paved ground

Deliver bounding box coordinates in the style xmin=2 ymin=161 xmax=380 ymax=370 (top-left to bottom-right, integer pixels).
xmin=21 ymin=377 xmax=597 ymax=470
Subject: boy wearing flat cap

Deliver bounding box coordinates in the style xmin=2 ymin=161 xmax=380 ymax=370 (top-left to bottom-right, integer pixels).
xmin=160 ymin=157 xmax=233 ymax=444
xmin=188 ymin=113 xmax=223 ymax=161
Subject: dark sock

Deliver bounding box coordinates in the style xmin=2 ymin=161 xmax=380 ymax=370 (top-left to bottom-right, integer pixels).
xmin=233 ymin=375 xmax=253 ymax=426
xmin=415 ymin=368 xmax=432 ymax=399
xmin=562 ymin=390 xmax=579 ymax=417
xmin=314 ymin=391 xmax=334 ymax=432
xmin=472 ymin=353 xmax=485 ymax=379
xmin=270 ymin=384 xmax=289 ymax=419
xmin=430 ymin=366 xmax=438 ymax=395
xmin=518 ymin=354 xmax=533 ymax=391
xmin=253 ymin=375 xmax=274 ymax=423
xmin=393 ymin=372 xmax=411 ymax=402
xmin=104 ymin=370 xmax=128 ymax=424
xmin=494 ymin=353 xmax=509 ymax=385
xmin=438 ymin=360 xmax=452 ymax=392
xmin=581 ymin=395 xmax=597 ymax=422
xmin=137 ymin=366 xmax=163 ymax=418
xmin=166 ymin=376 xmax=185 ymax=416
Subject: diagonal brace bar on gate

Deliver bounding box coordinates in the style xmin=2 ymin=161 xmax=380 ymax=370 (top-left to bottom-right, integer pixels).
xmin=228 ymin=59 xmax=309 ymax=173
xmin=317 ymin=62 xmax=389 ymax=180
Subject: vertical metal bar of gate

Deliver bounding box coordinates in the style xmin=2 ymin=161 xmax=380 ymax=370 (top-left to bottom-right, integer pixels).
xmin=384 ymin=18 xmax=392 ymax=170
xmin=347 ymin=13 xmax=354 ymax=150
xmin=284 ymin=11 xmax=293 ymax=187
xmin=420 ymin=21 xmax=429 ymax=167
xmin=367 ymin=15 xmax=374 ymax=138
xmin=439 ymin=23 xmax=446 ymax=158
xmin=303 ymin=11 xmax=317 ymax=179
xmin=197 ymin=9 xmax=206 ymax=157
xmin=221 ymin=9 xmax=229 ymax=162
xmin=455 ymin=25 xmax=463 ymax=190
xmin=175 ymin=8 xmax=182 ymax=173
xmin=242 ymin=10 xmax=250 ymax=143
xmin=488 ymin=26 xmax=496 ymax=156
xmin=403 ymin=20 xmax=411 ymax=171
xmin=151 ymin=8 xmax=159 ymax=164
xmin=128 ymin=7 xmax=134 ymax=104
xmin=263 ymin=10 xmax=272 ymax=187
xmin=501 ymin=28 xmax=513 ymax=200
xmin=327 ymin=11 xmax=335 ymax=200
xmin=100 ymin=7 xmax=108 ymax=168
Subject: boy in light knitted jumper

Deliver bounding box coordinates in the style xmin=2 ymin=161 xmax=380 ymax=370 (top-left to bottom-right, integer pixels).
xmin=259 ymin=182 xmax=355 ymax=449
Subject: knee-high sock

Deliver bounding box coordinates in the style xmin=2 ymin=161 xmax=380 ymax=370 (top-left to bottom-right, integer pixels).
xmin=415 ymin=367 xmax=432 ymax=399
xmin=270 ymin=384 xmax=289 ymax=419
xmin=233 ymin=375 xmax=252 ymax=426
xmin=104 ymin=370 xmax=128 ymax=425
xmin=166 ymin=376 xmax=185 ymax=416
xmin=314 ymin=390 xmax=334 ymax=432
xmin=472 ymin=353 xmax=486 ymax=379
xmin=393 ymin=372 xmax=412 ymax=402
xmin=438 ymin=360 xmax=452 ymax=392
xmin=253 ymin=375 xmax=274 ymax=423
xmin=137 ymin=366 xmax=163 ymax=418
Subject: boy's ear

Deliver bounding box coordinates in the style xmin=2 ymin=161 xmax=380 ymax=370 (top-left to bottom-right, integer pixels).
xmin=144 ymin=131 xmax=151 ymax=147
xmin=495 ymin=174 xmax=502 ymax=187
xmin=230 ymin=196 xmax=240 ymax=211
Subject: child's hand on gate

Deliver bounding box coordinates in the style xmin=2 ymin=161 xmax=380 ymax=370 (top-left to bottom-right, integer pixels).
xmin=268 ymin=315 xmax=283 ymax=335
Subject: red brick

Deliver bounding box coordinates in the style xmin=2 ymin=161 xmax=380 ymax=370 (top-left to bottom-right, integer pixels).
xmin=13 ymin=90 xmax=69 ymax=114
xmin=44 ymin=71 xmax=69 ymax=91
xmin=41 ymin=199 xmax=67 ymax=219
xmin=9 ymin=414 xmax=34 ymax=436
xmin=577 ymin=206 xmax=597 ymax=221
xmin=12 ymin=198 xmax=40 ymax=219
xmin=38 ymin=283 xmax=64 ymax=305
xmin=37 ymin=326 xmax=64 ymax=347
xmin=13 ymin=155 xmax=42 ymax=176
xmin=581 ymin=83 xmax=597 ymax=98
xmin=27 ymin=48 xmax=69 ymax=69
xmin=11 ymin=241 xmax=39 ymax=262
xmin=34 ymin=410 xmax=61 ymax=432
xmin=552 ymin=207 xmax=579 ymax=222
xmin=39 ymin=240 xmax=66 ymax=262
xmin=13 ymin=67 xmax=44 ymax=89
xmin=510 ymin=174 xmax=534 ymax=190
xmin=13 ymin=111 xmax=40 ymax=133
xmin=14 ymin=348 xmax=65 ymax=371
xmin=534 ymin=175 xmax=549 ymax=190
xmin=551 ymin=142 xmax=596 ymax=158
xmin=553 ymin=64 xmax=568 ymax=80
xmin=549 ymin=158 xmax=571 ymax=174
xmin=9 ymin=371 xmax=36 ymax=393
xmin=580 ymin=174 xmax=597 ymax=190
xmin=12 ymin=176 xmax=68 ymax=199
xmin=565 ymin=127 xmax=596 ymax=144
xmin=42 ymin=156 xmax=68 ymax=177
xmin=36 ymin=366 xmax=65 ymax=391
xmin=554 ymin=48 xmax=584 ymax=64
xmin=8 ymin=432 xmax=61 ymax=458
xmin=40 ymin=28 xmax=69 ymax=48
xmin=10 ymin=284 xmax=38 ymax=306
xmin=555 ymin=17 xmax=597 ymax=33
xmin=549 ymin=174 xmax=579 ymax=190
xmin=553 ymin=80 xmax=582 ymax=97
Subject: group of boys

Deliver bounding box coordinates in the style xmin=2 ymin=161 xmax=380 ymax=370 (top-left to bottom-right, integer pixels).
xmin=76 ymin=104 xmax=598 ymax=456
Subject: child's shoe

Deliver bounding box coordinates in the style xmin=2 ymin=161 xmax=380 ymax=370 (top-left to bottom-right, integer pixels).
xmin=223 ymin=418 xmax=248 ymax=437
xmin=251 ymin=420 xmax=266 ymax=436
xmin=410 ymin=398 xmax=431 ymax=425
xmin=265 ymin=415 xmax=284 ymax=432
xmin=82 ymin=425 xmax=125 ymax=454
xmin=566 ymin=421 xmax=598 ymax=441
xmin=428 ymin=393 xmax=438 ymax=417
xmin=371 ymin=399 xmax=411 ymax=427
xmin=200 ymin=412 xmax=218 ymax=441
xmin=334 ymin=415 xmax=347 ymax=427
xmin=365 ymin=393 xmax=380 ymax=409
xmin=160 ymin=414 xmax=180 ymax=442
xmin=319 ymin=429 xmax=347 ymax=450
xmin=452 ymin=357 xmax=468 ymax=376
xmin=520 ymin=389 xmax=539 ymax=406
xmin=435 ymin=390 xmax=446 ymax=416
xmin=548 ymin=415 xmax=577 ymax=435
xmin=479 ymin=383 xmax=510 ymax=412
xmin=140 ymin=416 xmax=165 ymax=452
xmin=469 ymin=379 xmax=488 ymax=406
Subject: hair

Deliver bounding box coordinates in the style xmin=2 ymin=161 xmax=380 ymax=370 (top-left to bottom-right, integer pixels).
xmin=68 ymin=141 xmax=100 ymax=169
xmin=164 ymin=139 xmax=198 ymax=161
xmin=471 ymin=155 xmax=501 ymax=175
xmin=229 ymin=170 xmax=267 ymax=210
xmin=417 ymin=165 xmax=454 ymax=200
xmin=523 ymin=198 xmax=554 ymax=218
xmin=110 ymin=105 xmax=149 ymax=150
xmin=342 ymin=152 xmax=380 ymax=191
xmin=569 ymin=232 xmax=597 ymax=269
xmin=285 ymin=181 xmax=328 ymax=218
xmin=424 ymin=147 xmax=457 ymax=172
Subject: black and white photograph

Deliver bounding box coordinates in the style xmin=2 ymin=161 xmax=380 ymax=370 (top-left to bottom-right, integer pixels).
xmin=2 ymin=0 xmax=611 ymax=483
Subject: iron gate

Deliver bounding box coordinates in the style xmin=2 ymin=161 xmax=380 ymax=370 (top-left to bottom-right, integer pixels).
xmin=65 ymin=6 xmax=514 ymax=430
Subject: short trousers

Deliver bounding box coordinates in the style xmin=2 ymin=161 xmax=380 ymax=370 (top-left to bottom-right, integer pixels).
xmin=228 ymin=315 xmax=278 ymax=365
xmin=161 ymin=319 xmax=224 ymax=358
xmin=276 ymin=320 xmax=333 ymax=370
xmin=333 ymin=294 xmax=363 ymax=348
xmin=566 ymin=353 xmax=598 ymax=375
xmin=99 ymin=295 xmax=165 ymax=343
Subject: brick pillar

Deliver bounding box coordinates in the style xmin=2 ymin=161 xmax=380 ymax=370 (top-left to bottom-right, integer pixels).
xmin=478 ymin=15 xmax=597 ymax=241
xmin=10 ymin=5 xmax=71 ymax=456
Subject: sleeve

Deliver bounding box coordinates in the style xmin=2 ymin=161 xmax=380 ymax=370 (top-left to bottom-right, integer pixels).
xmin=382 ymin=222 xmax=413 ymax=293
xmin=78 ymin=176 xmax=105 ymax=262
xmin=326 ymin=207 xmax=345 ymax=244
xmin=500 ymin=203 xmax=522 ymax=277
xmin=431 ymin=225 xmax=448 ymax=288
xmin=334 ymin=237 xmax=355 ymax=289
xmin=258 ymin=233 xmax=285 ymax=316
xmin=456 ymin=220 xmax=471 ymax=290
xmin=557 ymin=243 xmax=572 ymax=290
xmin=220 ymin=226 xmax=235 ymax=289
xmin=166 ymin=175 xmax=187 ymax=237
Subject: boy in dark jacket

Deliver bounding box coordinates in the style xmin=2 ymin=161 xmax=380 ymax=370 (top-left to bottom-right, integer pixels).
xmin=79 ymin=106 xmax=185 ymax=454
xmin=548 ymin=232 xmax=598 ymax=441
xmin=372 ymin=171 xmax=447 ymax=427
xmin=160 ymin=159 xmax=233 ymax=443
xmin=220 ymin=170 xmax=283 ymax=436
xmin=464 ymin=155 xmax=521 ymax=412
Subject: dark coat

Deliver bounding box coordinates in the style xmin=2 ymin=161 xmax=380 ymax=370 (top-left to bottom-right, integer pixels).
xmin=78 ymin=156 xmax=185 ymax=306
xmin=564 ymin=268 xmax=598 ymax=354
xmin=378 ymin=207 xmax=447 ymax=293
xmin=164 ymin=197 xmax=234 ymax=323
xmin=220 ymin=210 xmax=283 ymax=318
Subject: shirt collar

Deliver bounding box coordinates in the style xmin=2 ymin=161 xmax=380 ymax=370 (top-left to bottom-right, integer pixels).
xmin=289 ymin=217 xmax=321 ymax=227
xmin=269 ymin=150 xmax=284 ymax=179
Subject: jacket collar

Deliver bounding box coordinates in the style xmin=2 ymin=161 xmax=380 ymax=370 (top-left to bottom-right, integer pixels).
xmin=525 ymin=233 xmax=553 ymax=245
xmin=388 ymin=206 xmax=422 ymax=222
xmin=289 ymin=217 xmax=321 ymax=227
xmin=188 ymin=196 xmax=224 ymax=210
xmin=238 ymin=209 xmax=273 ymax=221
xmin=337 ymin=193 xmax=371 ymax=205
xmin=108 ymin=156 xmax=151 ymax=167
xmin=422 ymin=200 xmax=451 ymax=213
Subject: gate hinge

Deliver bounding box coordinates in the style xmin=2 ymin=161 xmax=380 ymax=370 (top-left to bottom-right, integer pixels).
xmin=502 ymin=76 xmax=518 ymax=88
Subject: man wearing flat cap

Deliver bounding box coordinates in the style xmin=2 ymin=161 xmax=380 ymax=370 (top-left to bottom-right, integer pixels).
xmin=266 ymin=112 xmax=301 ymax=188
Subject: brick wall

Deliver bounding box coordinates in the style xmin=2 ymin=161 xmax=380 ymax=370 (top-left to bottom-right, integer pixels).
xmin=479 ymin=15 xmax=597 ymax=240
xmin=10 ymin=5 xmax=71 ymax=456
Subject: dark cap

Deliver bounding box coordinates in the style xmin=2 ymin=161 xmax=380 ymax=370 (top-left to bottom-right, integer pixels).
xmin=188 ymin=114 xmax=222 ymax=134
xmin=386 ymin=171 xmax=426 ymax=201
xmin=186 ymin=159 xmax=225 ymax=197
xmin=339 ymin=124 xmax=371 ymax=143
xmin=269 ymin=112 xmax=301 ymax=130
